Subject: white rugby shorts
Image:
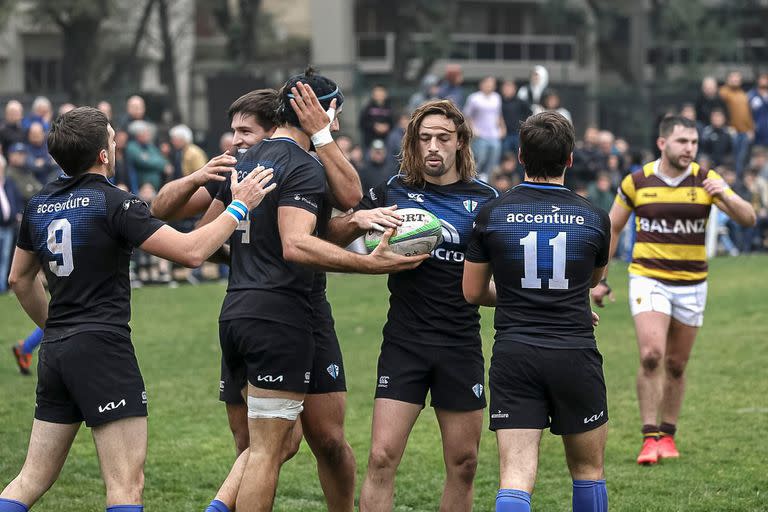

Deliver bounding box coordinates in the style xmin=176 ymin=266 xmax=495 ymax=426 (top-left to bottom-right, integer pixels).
xmin=628 ymin=274 xmax=708 ymax=327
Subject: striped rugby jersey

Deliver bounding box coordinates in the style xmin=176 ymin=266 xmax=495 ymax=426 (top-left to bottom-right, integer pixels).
xmin=615 ymin=160 xmax=734 ymax=284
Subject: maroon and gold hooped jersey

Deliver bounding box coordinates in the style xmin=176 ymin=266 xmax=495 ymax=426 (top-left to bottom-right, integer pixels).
xmin=616 ymin=160 xmax=734 ymax=285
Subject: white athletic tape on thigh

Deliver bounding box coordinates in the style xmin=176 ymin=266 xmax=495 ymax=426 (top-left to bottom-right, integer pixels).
xmin=247 ymin=396 xmax=304 ymax=420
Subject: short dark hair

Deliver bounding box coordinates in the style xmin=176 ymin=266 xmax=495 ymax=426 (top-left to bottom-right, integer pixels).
xmin=227 ymin=89 xmax=280 ymax=131
xmin=48 ymin=107 xmax=109 ymax=176
xmin=659 ymin=115 xmax=696 ymax=137
xmin=277 ymin=66 xmax=344 ymax=128
xmin=519 ymin=111 xmax=575 ymax=180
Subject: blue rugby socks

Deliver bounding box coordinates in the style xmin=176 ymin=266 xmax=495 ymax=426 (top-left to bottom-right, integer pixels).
xmin=205 ymin=500 xmax=230 ymax=512
xmin=573 ymin=480 xmax=608 ymax=512
xmin=0 ymin=498 xmax=28 ymax=512
xmin=106 ymin=506 xmax=143 ymax=512
xmin=496 ymin=489 xmax=531 ymax=511
xmin=22 ymin=328 xmax=43 ymax=354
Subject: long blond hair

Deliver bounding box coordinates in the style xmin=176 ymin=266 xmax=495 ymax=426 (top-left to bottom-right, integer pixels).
xmin=399 ymin=100 xmax=476 ymax=188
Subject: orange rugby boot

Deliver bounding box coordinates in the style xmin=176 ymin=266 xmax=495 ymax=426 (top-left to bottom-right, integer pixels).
xmin=656 ymin=435 xmax=680 ymax=459
xmin=637 ymin=437 xmax=659 ymax=465
xmin=11 ymin=341 xmax=32 ymax=375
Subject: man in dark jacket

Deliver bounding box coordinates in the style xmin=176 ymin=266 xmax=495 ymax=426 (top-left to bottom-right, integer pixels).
xmin=0 ymin=154 xmax=23 ymax=292
xmin=359 ymin=85 xmax=394 ymax=149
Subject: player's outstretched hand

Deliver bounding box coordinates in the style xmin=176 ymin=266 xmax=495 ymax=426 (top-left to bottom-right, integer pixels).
xmin=354 ymin=205 xmax=403 ymax=232
xmin=290 ymin=82 xmax=335 ymax=135
xmin=590 ymin=282 xmax=614 ymax=308
xmin=367 ymin=228 xmax=429 ymax=274
xmin=191 ymin=153 xmax=238 ymax=187
xmin=702 ymin=177 xmax=728 ymax=199
xmin=230 ymin=166 xmax=276 ymax=211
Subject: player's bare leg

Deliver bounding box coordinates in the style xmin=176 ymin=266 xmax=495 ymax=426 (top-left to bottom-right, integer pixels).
xmin=92 ymin=416 xmax=147 ymax=506
xmin=634 ymin=311 xmax=671 ymax=425
xmin=435 ymin=409 xmax=483 ymax=512
xmin=301 ymin=392 xmax=356 ymax=512
xmin=1 ymin=420 xmax=79 ymax=506
xmin=496 ymin=429 xmax=542 ymax=494
xmin=212 ymin=449 xmax=248 ymax=510
xmin=225 ymin=402 xmax=250 ymax=455
xmin=562 ymin=424 xmax=607 ymax=481
xmin=360 ymin=399 xmax=422 ymax=512
xmin=660 ymin=318 xmax=698 ymax=425
xmin=235 ymin=384 xmax=303 ymax=512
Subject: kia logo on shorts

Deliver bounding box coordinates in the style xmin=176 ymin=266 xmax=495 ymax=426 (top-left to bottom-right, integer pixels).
xmin=584 ymin=411 xmax=605 ymax=424
xmin=257 ymin=375 xmax=284 ymax=383
xmin=98 ymin=399 xmax=126 ymax=413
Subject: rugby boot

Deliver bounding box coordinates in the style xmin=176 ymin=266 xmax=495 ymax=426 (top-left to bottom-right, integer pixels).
xmin=11 ymin=341 xmax=32 ymax=375
xmin=656 ymin=435 xmax=680 ymax=459
xmin=636 ymin=436 xmax=659 ymax=465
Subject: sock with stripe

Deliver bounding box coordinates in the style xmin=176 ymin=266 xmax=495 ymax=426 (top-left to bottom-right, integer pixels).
xmin=22 ymin=328 xmax=43 ymax=354
xmin=0 ymin=498 xmax=29 ymax=512
xmin=496 ymin=488 xmax=531 ymax=511
xmin=205 ymin=500 xmax=230 ymax=512
xmin=573 ymin=480 xmax=608 ymax=512
xmin=106 ymin=506 xmax=143 ymax=512
xmin=642 ymin=423 xmax=659 ymax=440
xmin=659 ymin=422 xmax=676 ymax=437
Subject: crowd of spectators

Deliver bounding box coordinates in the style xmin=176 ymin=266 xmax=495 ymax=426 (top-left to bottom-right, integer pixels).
xmin=1 ymin=65 xmax=767 ymax=292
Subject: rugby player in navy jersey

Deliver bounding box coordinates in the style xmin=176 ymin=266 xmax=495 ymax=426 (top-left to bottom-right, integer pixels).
xmin=327 ymin=99 xmax=498 ymax=512
xmin=205 ymin=71 xmax=426 ymax=512
xmin=463 ymin=111 xmax=611 ymax=512
xmin=0 ymin=107 xmax=275 ymax=512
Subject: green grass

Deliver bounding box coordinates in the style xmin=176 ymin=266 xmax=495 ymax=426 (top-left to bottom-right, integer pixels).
xmin=1 ymin=256 xmax=767 ymax=511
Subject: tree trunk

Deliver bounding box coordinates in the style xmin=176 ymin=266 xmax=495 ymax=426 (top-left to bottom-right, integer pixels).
xmin=157 ymin=0 xmax=181 ymax=122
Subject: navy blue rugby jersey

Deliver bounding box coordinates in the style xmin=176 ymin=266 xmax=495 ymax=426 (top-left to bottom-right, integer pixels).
xmin=466 ymin=182 xmax=610 ymax=349
xmin=16 ymin=173 xmax=165 ymax=342
xmin=359 ymin=174 xmax=498 ymax=346
xmin=215 ymin=137 xmax=326 ymax=325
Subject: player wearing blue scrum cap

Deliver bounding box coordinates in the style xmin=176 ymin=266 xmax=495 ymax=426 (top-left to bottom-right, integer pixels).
xmin=205 ymin=68 xmax=426 ymax=512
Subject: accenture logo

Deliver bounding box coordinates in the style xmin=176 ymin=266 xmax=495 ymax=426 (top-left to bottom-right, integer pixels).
xmin=37 ymin=194 xmax=91 ymax=213
xmin=506 ymin=205 xmax=585 ymax=225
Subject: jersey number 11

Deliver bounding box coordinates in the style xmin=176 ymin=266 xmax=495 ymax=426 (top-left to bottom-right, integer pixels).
xmin=520 ymin=231 xmax=569 ymax=290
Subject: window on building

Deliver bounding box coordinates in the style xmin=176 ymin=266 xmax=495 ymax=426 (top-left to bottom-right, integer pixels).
xmin=24 ymin=58 xmax=63 ymax=93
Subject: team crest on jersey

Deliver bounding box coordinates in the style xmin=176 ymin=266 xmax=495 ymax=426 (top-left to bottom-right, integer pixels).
xmin=472 ymin=383 xmax=483 ymax=398
xmin=463 ymin=199 xmax=478 ymax=212
xmin=687 ymin=188 xmax=697 ymax=202
xmin=326 ymin=363 xmax=340 ymax=380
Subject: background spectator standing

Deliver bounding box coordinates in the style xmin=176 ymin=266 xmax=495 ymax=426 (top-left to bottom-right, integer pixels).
xmin=700 ymin=108 xmax=733 ymax=167
xmin=21 ymin=96 xmax=52 ymax=133
xmin=385 ymin=114 xmax=408 ymax=163
xmin=169 ymin=124 xmax=208 ymax=179
xmin=696 ymin=76 xmax=727 ymax=129
xmin=358 ymin=139 xmax=395 ymax=193
xmin=126 ymin=120 xmax=170 ymax=191
xmin=464 ymin=76 xmax=504 ymax=181
xmin=748 ymin=73 xmax=768 ymax=150
xmin=120 ymin=95 xmax=154 ymax=135
xmin=25 ymin=122 xmax=58 ymax=184
xmin=538 ymin=90 xmax=572 ymax=122
xmin=500 ymin=80 xmax=531 ymax=156
xmin=0 ymin=101 xmax=24 ymax=159
xmin=720 ymin=71 xmax=754 ymax=175
xmin=587 ymin=171 xmax=615 ymax=212
xmin=0 ymin=155 xmax=22 ymax=292
xmin=97 ymin=100 xmax=113 ymax=121
xmin=517 ymin=65 xmax=549 ymax=112
xmin=358 ymin=85 xmax=394 ymax=149
xmin=407 ymin=74 xmax=440 ymax=113
xmin=438 ymin=63 xmax=466 ymax=106
xmin=4 ymin=143 xmax=40 ymax=204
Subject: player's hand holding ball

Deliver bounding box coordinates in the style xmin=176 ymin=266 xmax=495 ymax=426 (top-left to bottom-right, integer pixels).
xmin=191 ymin=152 xmax=238 ymax=187
xmin=367 ymin=228 xmax=430 ymax=274
xmin=353 ymin=205 xmax=403 ymax=233
xmin=230 ymin=166 xmax=276 ymax=210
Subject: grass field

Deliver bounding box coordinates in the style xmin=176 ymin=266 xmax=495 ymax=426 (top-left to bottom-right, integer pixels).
xmin=1 ymin=256 xmax=767 ymax=511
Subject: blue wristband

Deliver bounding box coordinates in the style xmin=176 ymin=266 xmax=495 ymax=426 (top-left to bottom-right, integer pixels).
xmin=226 ymin=200 xmax=248 ymax=223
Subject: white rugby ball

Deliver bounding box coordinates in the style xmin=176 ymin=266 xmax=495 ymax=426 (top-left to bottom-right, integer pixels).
xmin=364 ymin=207 xmax=443 ymax=256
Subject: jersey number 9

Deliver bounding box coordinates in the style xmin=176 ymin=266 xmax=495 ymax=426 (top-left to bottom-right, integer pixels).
xmin=47 ymin=219 xmax=74 ymax=277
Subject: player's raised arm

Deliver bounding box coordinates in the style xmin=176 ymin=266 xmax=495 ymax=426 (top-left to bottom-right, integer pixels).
xmin=290 ymin=82 xmax=362 ymax=210
xmin=279 ymin=205 xmax=426 ymax=274
xmin=8 ymin=248 xmax=47 ymax=328
xmin=703 ymin=172 xmax=756 ymax=227
xmin=151 ymin=152 xmax=236 ymax=220
xmin=142 ymin=167 xmax=274 ymax=267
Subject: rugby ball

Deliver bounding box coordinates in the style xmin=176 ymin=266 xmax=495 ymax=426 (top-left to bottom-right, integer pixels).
xmin=364 ymin=207 xmax=443 ymax=256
